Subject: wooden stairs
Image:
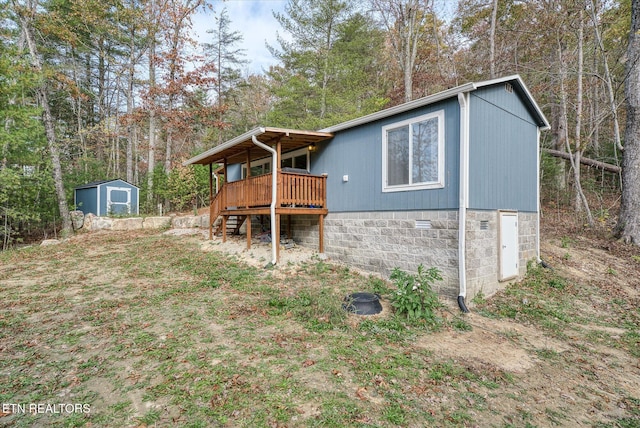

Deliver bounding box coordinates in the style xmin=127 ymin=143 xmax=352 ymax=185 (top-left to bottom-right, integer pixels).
xmin=212 ymin=215 xmax=247 ymax=237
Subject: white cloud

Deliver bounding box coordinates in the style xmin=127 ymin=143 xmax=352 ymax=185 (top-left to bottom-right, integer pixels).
xmin=192 ymin=0 xmax=289 ymax=75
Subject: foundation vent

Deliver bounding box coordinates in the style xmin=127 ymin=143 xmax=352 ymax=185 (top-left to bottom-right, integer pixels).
xmin=480 ymin=220 xmax=489 ymax=230
xmin=415 ymin=220 xmax=432 ymax=230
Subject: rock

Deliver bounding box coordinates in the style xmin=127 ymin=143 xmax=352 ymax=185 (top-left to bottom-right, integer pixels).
xmin=83 ymin=213 xmax=97 ymax=231
xmin=143 ymin=216 xmax=171 ymax=229
xmin=198 ymin=214 xmax=210 ymax=229
xmin=91 ymin=217 xmax=113 ymax=231
xmin=163 ymin=229 xmax=201 ymax=236
xmin=70 ymin=210 xmax=84 ymax=230
xmin=112 ymin=217 xmax=144 ymax=231
xmin=41 ymin=239 xmax=61 ymax=246
xmin=171 ymin=216 xmax=199 ymax=229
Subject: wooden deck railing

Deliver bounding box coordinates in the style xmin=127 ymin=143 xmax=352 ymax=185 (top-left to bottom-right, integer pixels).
xmin=211 ymin=171 xmax=326 ymax=214
xmin=279 ymin=171 xmax=326 ymax=207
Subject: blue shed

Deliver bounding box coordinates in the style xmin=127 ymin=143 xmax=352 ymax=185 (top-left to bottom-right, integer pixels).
xmin=74 ymin=179 xmax=139 ymax=216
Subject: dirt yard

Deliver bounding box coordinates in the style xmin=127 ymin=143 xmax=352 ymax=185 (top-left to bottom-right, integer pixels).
xmin=0 ymin=218 xmax=639 ymax=427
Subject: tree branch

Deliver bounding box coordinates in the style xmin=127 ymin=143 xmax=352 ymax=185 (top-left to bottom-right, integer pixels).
xmin=543 ymin=148 xmax=621 ymax=174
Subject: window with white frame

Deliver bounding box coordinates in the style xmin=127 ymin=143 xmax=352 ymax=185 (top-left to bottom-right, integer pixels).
xmin=242 ymin=148 xmax=309 ymax=178
xmin=382 ymin=110 xmax=445 ymax=192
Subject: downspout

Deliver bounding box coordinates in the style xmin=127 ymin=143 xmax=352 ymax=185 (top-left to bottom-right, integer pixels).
xmin=536 ymin=128 xmax=551 ymax=269
xmin=536 ymin=127 xmax=541 ymax=264
xmin=457 ymin=92 xmax=470 ymax=313
xmin=252 ymin=133 xmax=278 ymax=266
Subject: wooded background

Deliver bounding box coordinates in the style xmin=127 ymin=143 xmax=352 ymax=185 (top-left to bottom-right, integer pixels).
xmin=1 ymin=0 xmax=638 ymax=249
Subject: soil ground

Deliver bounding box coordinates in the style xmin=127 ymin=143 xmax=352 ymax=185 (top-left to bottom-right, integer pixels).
xmin=0 ymin=210 xmax=639 ymax=427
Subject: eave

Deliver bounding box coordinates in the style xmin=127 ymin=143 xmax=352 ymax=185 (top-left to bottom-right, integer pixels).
xmin=183 ymin=127 xmax=334 ymax=166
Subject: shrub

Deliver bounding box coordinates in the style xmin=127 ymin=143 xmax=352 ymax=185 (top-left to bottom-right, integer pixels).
xmin=390 ymin=265 xmax=442 ymax=324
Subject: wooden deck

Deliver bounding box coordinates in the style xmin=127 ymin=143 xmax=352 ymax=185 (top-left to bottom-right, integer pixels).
xmin=209 ymin=171 xmax=328 ymax=259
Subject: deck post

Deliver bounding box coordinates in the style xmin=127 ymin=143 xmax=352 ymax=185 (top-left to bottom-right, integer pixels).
xmin=208 ymin=163 xmax=213 ymax=240
xmin=275 ymin=213 xmax=281 ymax=263
xmin=318 ymin=214 xmax=324 ymax=254
xmin=222 ymin=216 xmax=227 ymax=243
xmin=245 ymin=148 xmax=251 ymax=208
xmin=246 ymin=215 xmax=251 ymax=250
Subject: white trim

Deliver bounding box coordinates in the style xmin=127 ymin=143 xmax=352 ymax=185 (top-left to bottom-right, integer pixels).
xmin=106 ymin=186 xmax=132 ymax=215
xmin=320 ymin=75 xmax=549 ymax=134
xmin=96 ymin=185 xmax=101 ymax=216
xmin=457 ymin=93 xmax=470 ymax=299
xmin=474 ymin=75 xmax=550 ymax=130
xmin=321 ymin=83 xmax=476 ymax=133
xmin=183 ymin=128 xmax=266 ymax=166
xmin=242 ymin=147 xmax=308 ymax=178
xmin=536 ymin=128 xmax=541 ymax=262
xmin=381 ymin=110 xmax=445 ymax=193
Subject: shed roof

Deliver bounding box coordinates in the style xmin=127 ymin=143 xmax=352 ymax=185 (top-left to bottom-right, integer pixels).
xmin=183 ymin=127 xmax=334 ymax=166
xmin=74 ymin=179 xmax=139 ymax=190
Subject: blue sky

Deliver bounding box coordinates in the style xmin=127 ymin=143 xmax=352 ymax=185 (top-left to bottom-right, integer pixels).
xmin=192 ymin=0 xmax=289 ymax=75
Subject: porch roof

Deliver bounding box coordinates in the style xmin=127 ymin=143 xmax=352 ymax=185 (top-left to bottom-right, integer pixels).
xmin=183 ymin=127 xmax=334 ymax=166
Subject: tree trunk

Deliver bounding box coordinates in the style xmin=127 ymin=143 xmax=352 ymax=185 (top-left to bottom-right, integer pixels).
xmin=587 ymin=0 xmax=623 ymax=154
xmin=489 ymin=0 xmax=498 ymax=78
xmin=16 ymin=3 xmax=72 ymax=236
xmin=147 ymin=37 xmax=157 ymax=204
xmin=616 ymin=0 xmax=640 ymax=244
xmin=126 ymin=25 xmax=136 ymax=183
xmin=572 ymin=11 xmax=594 ymax=226
xmin=543 ymin=149 xmax=620 ymax=174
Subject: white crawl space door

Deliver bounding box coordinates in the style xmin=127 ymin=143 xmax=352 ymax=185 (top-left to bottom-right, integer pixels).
xmin=499 ymin=211 xmax=519 ymax=280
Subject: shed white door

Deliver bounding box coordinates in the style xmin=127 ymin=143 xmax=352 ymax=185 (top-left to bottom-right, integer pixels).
xmin=106 ymin=186 xmax=131 ymax=215
xmin=499 ymin=212 xmax=519 ymax=280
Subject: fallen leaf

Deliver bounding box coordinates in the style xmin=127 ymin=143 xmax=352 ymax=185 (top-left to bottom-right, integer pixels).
xmin=356 ymin=387 xmax=367 ymax=400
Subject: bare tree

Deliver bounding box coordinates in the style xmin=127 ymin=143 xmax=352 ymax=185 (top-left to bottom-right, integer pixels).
xmin=572 ymin=9 xmax=594 ymax=225
xmin=11 ymin=0 xmax=72 ymax=236
xmin=489 ymin=0 xmax=498 ymax=78
xmin=371 ymin=0 xmax=429 ymax=102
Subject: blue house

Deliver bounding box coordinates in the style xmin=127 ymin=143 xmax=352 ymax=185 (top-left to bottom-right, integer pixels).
xmin=185 ymin=75 xmax=549 ymax=308
xmin=74 ymin=179 xmax=139 ymax=216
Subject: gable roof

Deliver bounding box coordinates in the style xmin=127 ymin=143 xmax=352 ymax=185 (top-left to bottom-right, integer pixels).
xmin=74 ymin=179 xmax=139 ymax=190
xmin=319 ymin=75 xmax=549 ymax=133
xmin=184 ymin=127 xmax=334 ymax=166
xmin=184 ymin=75 xmax=548 ymax=168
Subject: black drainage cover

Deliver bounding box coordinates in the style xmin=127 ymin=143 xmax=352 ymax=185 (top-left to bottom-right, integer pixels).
xmin=343 ymin=292 xmax=382 ymax=315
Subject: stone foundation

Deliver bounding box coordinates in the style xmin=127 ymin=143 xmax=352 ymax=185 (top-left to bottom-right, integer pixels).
xmin=291 ymin=211 xmax=460 ymax=299
xmin=291 ymin=210 xmax=538 ymax=301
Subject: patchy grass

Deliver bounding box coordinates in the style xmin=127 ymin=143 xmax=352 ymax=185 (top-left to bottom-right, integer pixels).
xmin=0 ymin=229 xmax=639 ymax=427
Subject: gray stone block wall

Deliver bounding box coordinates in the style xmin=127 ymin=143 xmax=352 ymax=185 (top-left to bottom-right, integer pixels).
xmin=291 ymin=211 xmax=460 ymax=299
xmin=291 ymin=210 xmax=539 ymax=302
xmin=465 ymin=211 xmax=499 ymax=299
xmin=518 ymin=212 xmax=538 ymax=274
xmin=465 ymin=211 xmax=539 ymax=300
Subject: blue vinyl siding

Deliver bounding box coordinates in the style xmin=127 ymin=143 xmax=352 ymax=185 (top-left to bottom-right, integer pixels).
xmin=311 ymin=99 xmax=460 ymax=212
xmin=75 ymin=188 xmax=98 ymax=215
xmin=468 ymin=86 xmax=539 ymax=212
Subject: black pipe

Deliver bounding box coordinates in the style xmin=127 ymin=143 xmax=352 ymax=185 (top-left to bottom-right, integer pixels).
xmin=540 ymin=259 xmax=551 ymax=269
xmin=457 ymin=296 xmax=470 ymax=313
